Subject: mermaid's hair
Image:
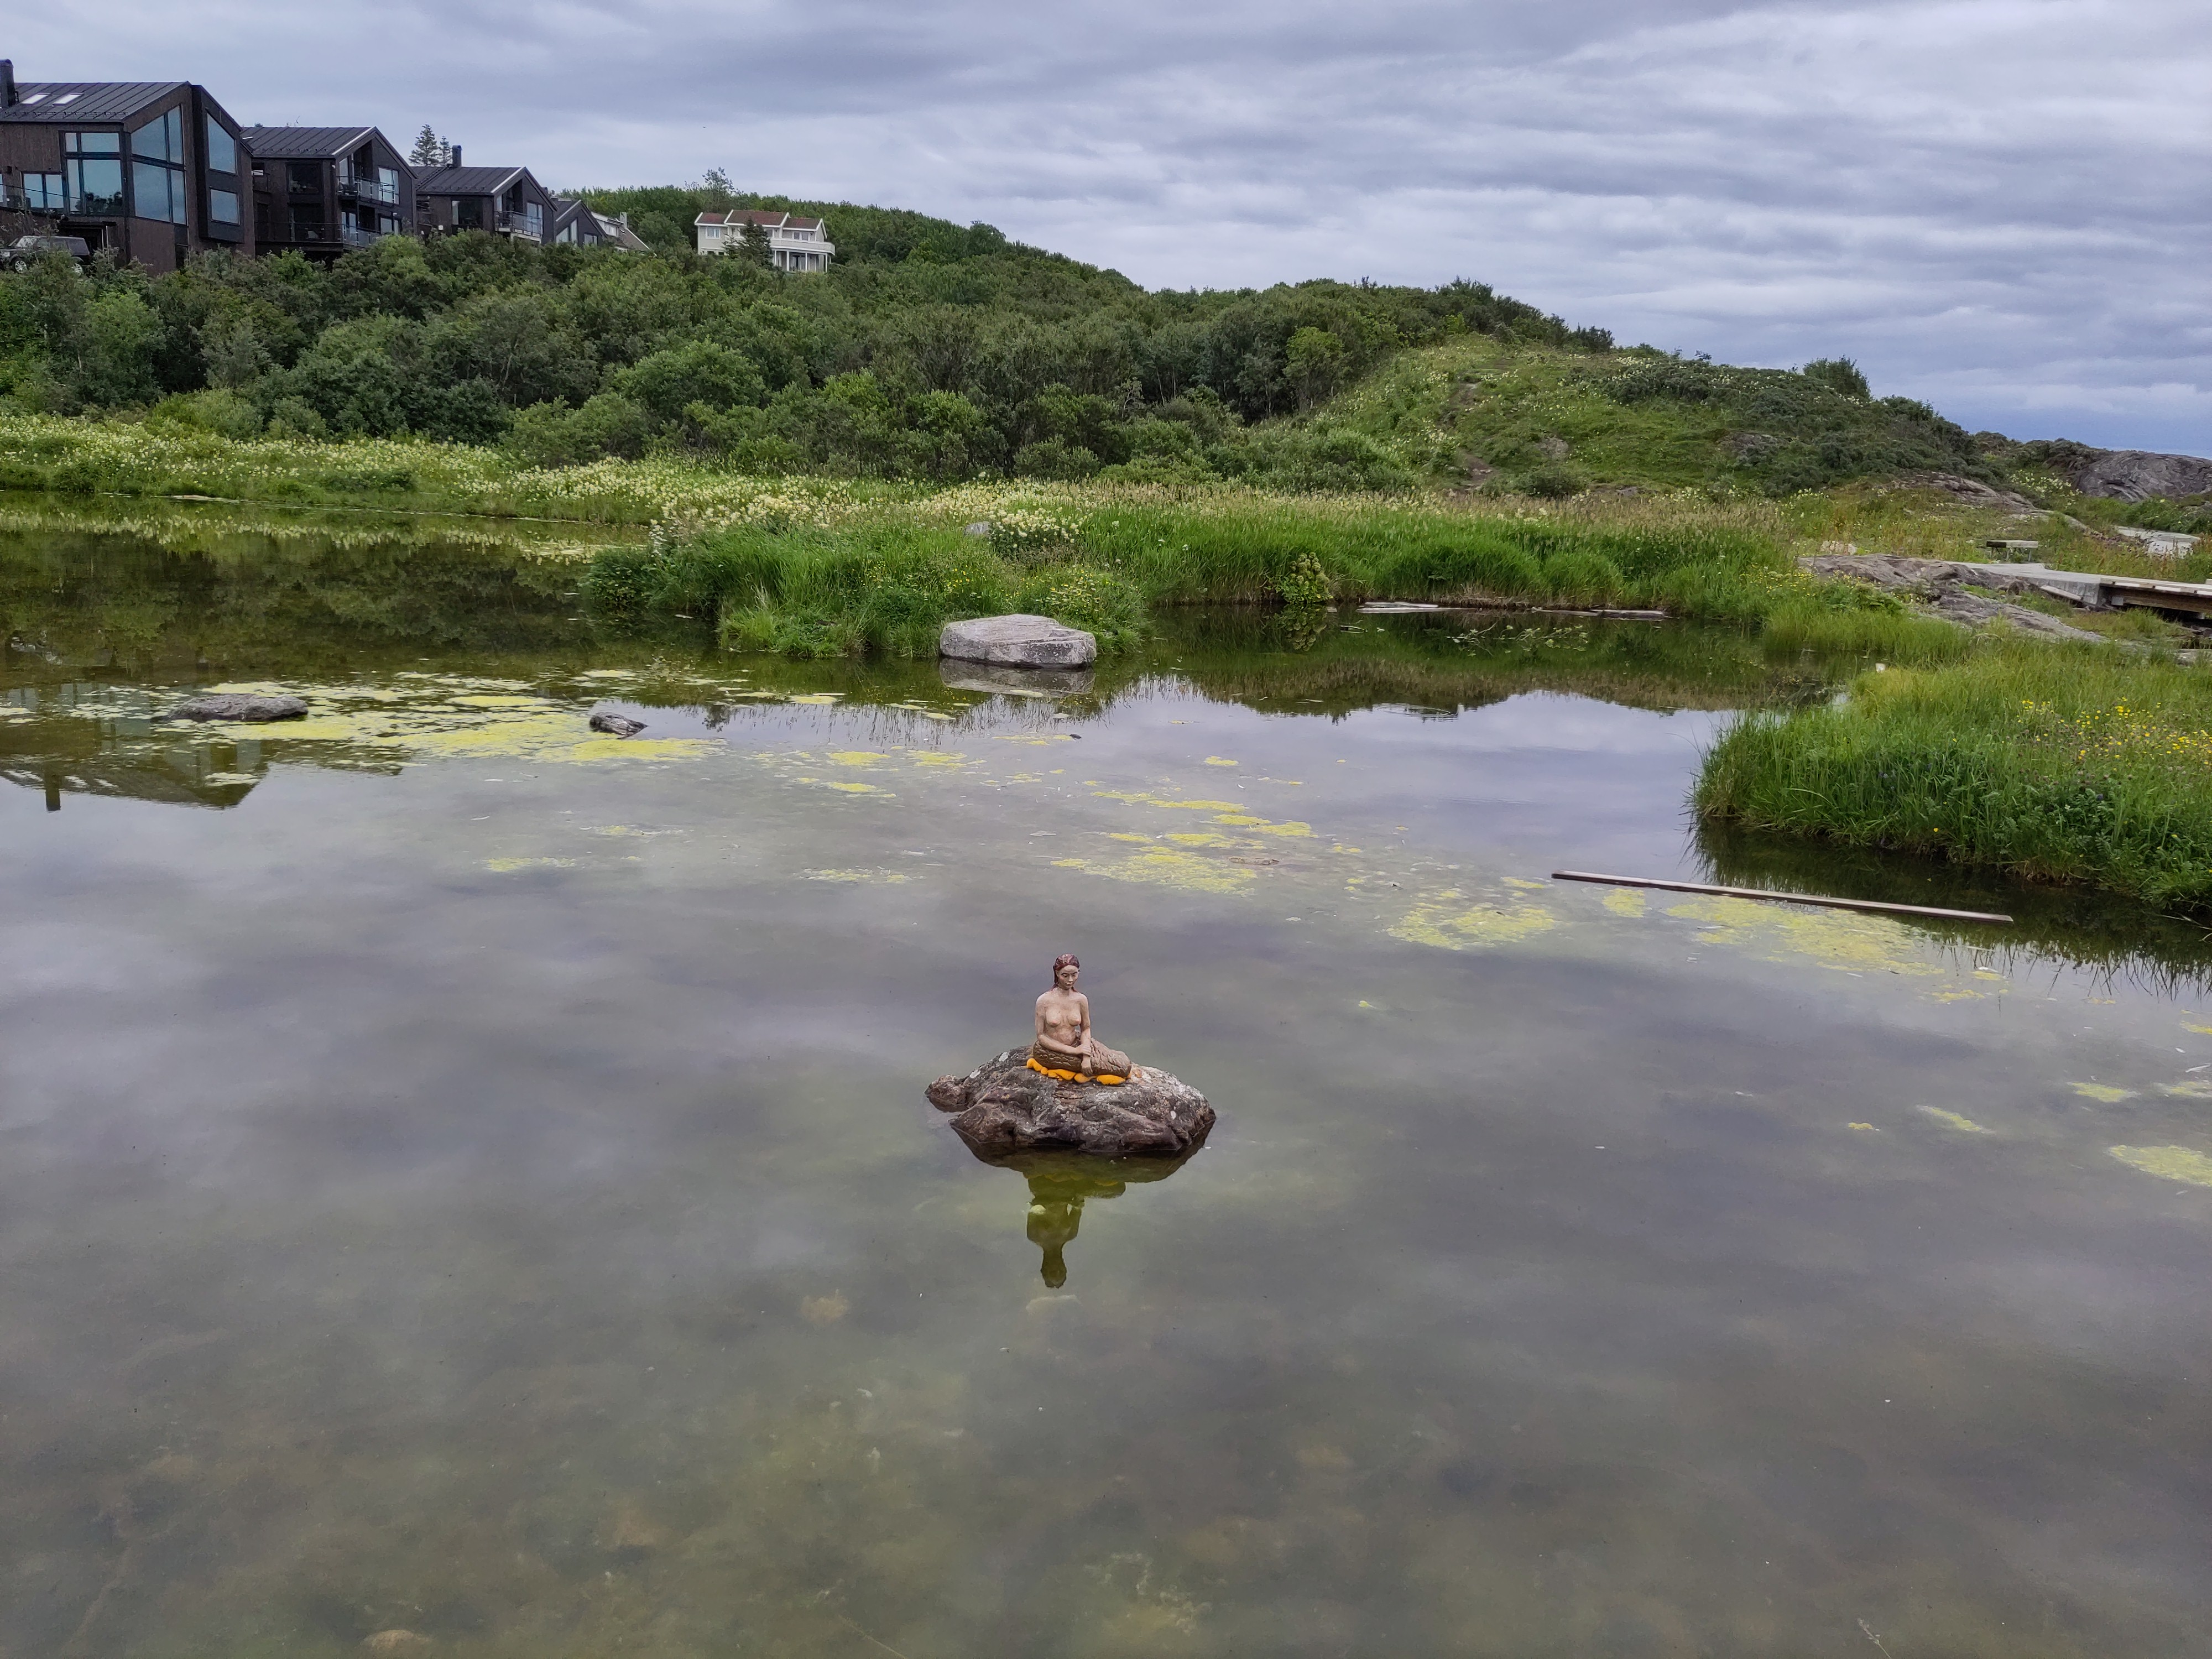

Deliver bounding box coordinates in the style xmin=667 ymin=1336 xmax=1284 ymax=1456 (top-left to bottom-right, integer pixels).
xmin=1051 ymin=952 xmax=1080 ymax=983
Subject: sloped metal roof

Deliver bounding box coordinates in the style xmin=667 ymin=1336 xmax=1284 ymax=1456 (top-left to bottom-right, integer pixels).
xmin=242 ymin=125 xmax=377 ymax=159
xmin=1 ymin=82 xmax=185 ymax=123
xmin=413 ymin=164 xmax=529 ymax=195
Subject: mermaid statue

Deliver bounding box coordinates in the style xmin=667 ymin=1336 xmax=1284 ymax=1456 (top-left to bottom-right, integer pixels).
xmin=1030 ymin=953 xmax=1137 ymax=1083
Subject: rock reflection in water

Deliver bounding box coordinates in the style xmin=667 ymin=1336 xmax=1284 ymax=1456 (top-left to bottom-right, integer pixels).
xmin=980 ymin=1148 xmax=1199 ymax=1287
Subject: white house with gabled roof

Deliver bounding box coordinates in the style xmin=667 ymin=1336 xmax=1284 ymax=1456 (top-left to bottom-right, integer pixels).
xmin=695 ymin=208 xmax=833 ymax=270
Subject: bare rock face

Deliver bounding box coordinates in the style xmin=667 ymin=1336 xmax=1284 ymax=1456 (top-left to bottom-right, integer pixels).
xmin=927 ymin=1050 xmax=1213 ymax=1158
xmin=589 ymin=711 xmax=646 ymax=737
xmin=165 ymin=693 xmax=309 ymax=722
xmin=2072 ymin=449 xmax=2212 ymax=504
xmin=939 ymin=614 xmax=1098 ymax=670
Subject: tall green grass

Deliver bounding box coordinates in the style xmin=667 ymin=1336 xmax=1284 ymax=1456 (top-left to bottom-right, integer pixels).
xmin=1697 ymin=645 xmax=2212 ymax=906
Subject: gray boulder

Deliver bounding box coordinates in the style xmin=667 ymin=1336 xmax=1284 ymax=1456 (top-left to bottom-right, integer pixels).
xmin=928 ymin=1050 xmax=1213 ymax=1158
xmin=589 ymin=711 xmax=646 ymax=737
xmin=939 ymin=613 xmax=1097 ymax=670
xmin=165 ymin=693 xmax=308 ymax=722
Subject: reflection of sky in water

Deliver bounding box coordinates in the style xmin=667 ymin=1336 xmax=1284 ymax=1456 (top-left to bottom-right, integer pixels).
xmin=3 ymin=656 xmax=2211 ymax=1655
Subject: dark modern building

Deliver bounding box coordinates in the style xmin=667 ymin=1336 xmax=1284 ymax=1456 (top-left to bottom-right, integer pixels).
xmin=0 ymin=64 xmax=252 ymax=271
xmin=551 ymin=196 xmax=651 ymax=251
xmin=242 ymin=125 xmax=411 ymax=259
xmin=412 ymin=153 xmax=557 ymax=244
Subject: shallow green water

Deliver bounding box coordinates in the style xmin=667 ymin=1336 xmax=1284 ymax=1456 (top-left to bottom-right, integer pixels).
xmin=4 ymin=517 xmax=2211 ymax=1657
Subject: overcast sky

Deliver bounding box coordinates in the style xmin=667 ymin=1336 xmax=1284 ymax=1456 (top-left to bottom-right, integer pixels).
xmin=14 ymin=0 xmax=2209 ymax=452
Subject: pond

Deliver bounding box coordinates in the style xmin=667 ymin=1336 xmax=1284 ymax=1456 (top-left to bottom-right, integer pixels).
xmin=4 ymin=509 xmax=2209 ymax=1657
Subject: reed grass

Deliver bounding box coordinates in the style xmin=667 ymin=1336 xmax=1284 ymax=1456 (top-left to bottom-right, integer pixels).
xmin=1696 ymin=645 xmax=2212 ymax=906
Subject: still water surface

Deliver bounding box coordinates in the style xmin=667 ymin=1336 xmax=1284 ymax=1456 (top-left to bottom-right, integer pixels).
xmin=3 ymin=516 xmax=2210 ymax=1656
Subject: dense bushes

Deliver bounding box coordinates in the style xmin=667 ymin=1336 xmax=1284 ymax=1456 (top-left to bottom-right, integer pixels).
xmin=0 ymin=199 xmax=1608 ymax=489
xmin=1593 ymin=351 xmax=1992 ymax=494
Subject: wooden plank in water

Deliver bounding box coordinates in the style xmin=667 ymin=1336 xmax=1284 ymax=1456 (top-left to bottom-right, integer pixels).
xmin=1550 ymin=870 xmax=2013 ymax=925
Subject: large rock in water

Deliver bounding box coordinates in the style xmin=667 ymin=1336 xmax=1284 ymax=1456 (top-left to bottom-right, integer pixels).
xmin=928 ymin=1050 xmax=1213 ymax=1157
xmin=165 ymin=693 xmax=309 ymax=722
xmin=939 ymin=614 xmax=1097 ymax=670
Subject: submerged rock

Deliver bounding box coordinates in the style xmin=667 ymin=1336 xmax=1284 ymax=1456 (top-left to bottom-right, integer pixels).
xmin=938 ymin=659 xmax=1094 ymax=697
xmin=927 ymin=1049 xmax=1213 ymax=1157
xmin=939 ymin=614 xmax=1098 ymax=670
xmin=165 ymin=692 xmax=308 ymax=722
xmin=589 ymin=711 xmax=647 ymax=737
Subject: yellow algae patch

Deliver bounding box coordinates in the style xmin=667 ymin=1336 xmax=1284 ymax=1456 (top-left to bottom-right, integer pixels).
xmin=1093 ymin=791 xmax=1241 ymax=811
xmin=1848 ymin=1123 xmax=1879 ymax=1133
xmin=1391 ymin=890 xmax=1559 ymax=951
xmin=1503 ymin=877 xmax=1548 ymax=891
xmin=908 ymin=750 xmax=968 ymax=767
xmin=1212 ymin=813 xmax=1264 ymax=825
xmin=1165 ymin=831 xmax=1239 ymax=847
xmin=1663 ymin=896 xmax=1942 ymax=978
xmin=1204 ymin=756 xmax=1239 ymax=766
xmin=2069 ymin=1082 xmax=2137 ymax=1103
xmin=826 ymin=750 xmax=890 ymax=767
xmin=1053 ymin=849 xmax=1258 ymax=896
xmin=1210 ymin=813 xmax=1313 ymax=837
xmin=1917 ymin=1107 xmax=1992 ymax=1134
xmin=787 ymin=693 xmax=843 ymax=706
xmin=484 ymin=857 xmax=576 ymax=873
xmin=1105 ymin=833 xmax=1152 ymax=843
xmin=819 ymin=780 xmax=888 ymax=794
xmin=449 ymin=695 xmax=545 ymax=708
xmin=2108 ymin=1145 xmax=2212 ymax=1187
xmin=2159 ymin=1080 xmax=2212 ymax=1099
xmin=2183 ymin=1021 xmax=2212 ymax=1036
xmin=1603 ymin=889 xmax=1647 ymax=918
xmin=800 ymin=1291 xmax=850 ymax=1324
xmin=570 ymin=737 xmax=722 ymax=763
xmin=805 ymin=868 xmax=911 ymax=883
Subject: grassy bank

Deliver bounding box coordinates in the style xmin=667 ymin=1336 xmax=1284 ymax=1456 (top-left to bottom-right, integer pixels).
xmin=578 ymin=487 xmax=1830 ymax=656
xmin=1696 ymin=645 xmax=2212 ymax=907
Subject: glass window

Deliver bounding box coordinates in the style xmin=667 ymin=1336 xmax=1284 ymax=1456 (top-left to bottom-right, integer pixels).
xmin=132 ymin=108 xmax=180 ymax=162
xmin=524 ymin=201 xmax=544 ymax=238
xmin=205 ymin=117 xmax=237 ymax=175
xmin=133 ymin=160 xmax=176 ymax=221
xmin=455 ymin=199 xmax=483 ymax=229
xmin=24 ymin=174 xmax=65 ymax=210
xmin=208 ymin=187 xmax=240 ymax=225
xmin=66 ymin=157 xmax=124 ymax=215
xmin=66 ymin=131 xmax=121 ymax=155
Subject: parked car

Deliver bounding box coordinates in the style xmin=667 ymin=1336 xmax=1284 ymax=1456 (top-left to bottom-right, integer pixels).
xmin=2 ymin=233 xmax=91 ymax=270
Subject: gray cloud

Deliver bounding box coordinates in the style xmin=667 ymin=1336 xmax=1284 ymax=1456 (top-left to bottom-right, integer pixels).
xmin=14 ymin=0 xmax=2208 ymax=450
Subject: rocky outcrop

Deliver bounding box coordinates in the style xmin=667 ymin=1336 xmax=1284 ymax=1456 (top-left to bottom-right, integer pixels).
xmin=927 ymin=1050 xmax=1213 ymax=1157
xmin=2072 ymin=450 xmax=2212 ymax=504
xmin=589 ymin=711 xmax=646 ymax=737
xmin=939 ymin=614 xmax=1098 ymax=670
xmin=1797 ymin=554 xmax=2107 ymax=642
xmin=165 ymin=693 xmax=308 ymax=722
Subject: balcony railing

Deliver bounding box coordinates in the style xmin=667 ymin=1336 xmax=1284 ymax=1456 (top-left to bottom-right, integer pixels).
xmin=337 ymin=170 xmax=401 ymax=205
xmin=494 ymin=209 xmax=543 ymax=243
xmin=283 ymin=220 xmax=397 ymax=249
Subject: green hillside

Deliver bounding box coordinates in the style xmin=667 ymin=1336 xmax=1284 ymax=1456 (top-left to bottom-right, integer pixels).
xmin=0 ymin=183 xmax=2203 ymax=532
